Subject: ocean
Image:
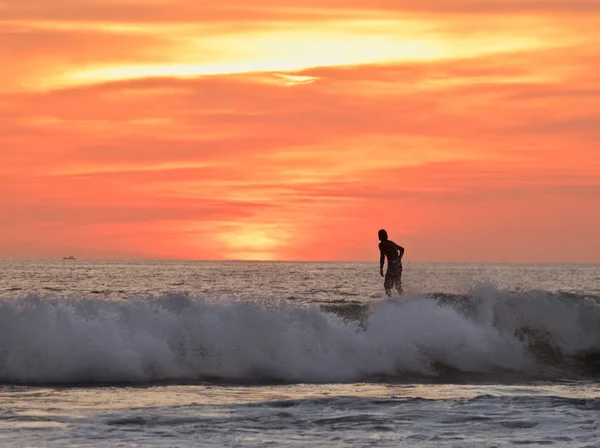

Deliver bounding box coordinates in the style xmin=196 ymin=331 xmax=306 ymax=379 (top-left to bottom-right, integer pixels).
xmin=0 ymin=260 xmax=598 ymax=447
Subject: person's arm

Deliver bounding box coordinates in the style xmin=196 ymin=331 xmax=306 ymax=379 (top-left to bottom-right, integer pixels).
xmin=379 ymin=244 xmax=385 ymax=277
xmin=397 ymin=244 xmax=405 ymax=261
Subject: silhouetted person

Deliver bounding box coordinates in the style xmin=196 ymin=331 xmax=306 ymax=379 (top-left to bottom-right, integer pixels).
xmin=378 ymin=229 xmax=405 ymax=296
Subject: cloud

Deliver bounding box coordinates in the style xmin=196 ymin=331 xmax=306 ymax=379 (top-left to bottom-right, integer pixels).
xmin=5 ymin=0 xmax=600 ymax=23
xmin=5 ymin=0 xmax=593 ymax=92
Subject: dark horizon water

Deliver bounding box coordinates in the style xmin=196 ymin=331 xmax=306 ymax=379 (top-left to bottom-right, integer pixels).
xmin=0 ymin=261 xmax=598 ymax=446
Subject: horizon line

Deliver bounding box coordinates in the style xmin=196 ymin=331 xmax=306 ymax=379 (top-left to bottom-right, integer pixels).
xmin=0 ymin=258 xmax=598 ymax=265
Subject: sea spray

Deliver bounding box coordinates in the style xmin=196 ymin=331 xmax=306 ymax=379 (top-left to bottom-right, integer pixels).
xmin=0 ymin=287 xmax=598 ymax=384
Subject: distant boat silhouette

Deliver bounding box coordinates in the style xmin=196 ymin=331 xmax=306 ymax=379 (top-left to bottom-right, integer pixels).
xmin=63 ymin=256 xmax=76 ymax=260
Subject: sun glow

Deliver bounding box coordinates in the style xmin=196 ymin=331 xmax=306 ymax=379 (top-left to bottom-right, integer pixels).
xmin=217 ymin=224 xmax=292 ymax=261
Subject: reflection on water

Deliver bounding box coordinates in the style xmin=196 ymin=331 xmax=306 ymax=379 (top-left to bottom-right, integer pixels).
xmin=2 ymin=261 xmax=599 ymax=300
xmin=2 ymin=382 xmax=599 ymax=410
xmin=0 ymin=383 xmax=598 ymax=447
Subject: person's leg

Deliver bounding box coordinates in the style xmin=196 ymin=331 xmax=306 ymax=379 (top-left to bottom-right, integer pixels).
xmin=395 ymin=269 xmax=403 ymax=295
xmin=384 ymin=270 xmax=393 ymax=297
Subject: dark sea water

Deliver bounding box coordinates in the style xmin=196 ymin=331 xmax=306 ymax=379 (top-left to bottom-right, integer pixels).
xmin=0 ymin=261 xmax=598 ymax=447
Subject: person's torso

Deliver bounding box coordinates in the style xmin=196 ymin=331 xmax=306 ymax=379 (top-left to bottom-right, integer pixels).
xmin=381 ymin=240 xmax=400 ymax=262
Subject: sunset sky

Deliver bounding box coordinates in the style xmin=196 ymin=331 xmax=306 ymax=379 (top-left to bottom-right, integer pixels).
xmin=1 ymin=0 xmax=599 ymax=262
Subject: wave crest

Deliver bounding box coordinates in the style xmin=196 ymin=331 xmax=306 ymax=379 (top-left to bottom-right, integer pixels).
xmin=1 ymin=285 xmax=599 ymax=384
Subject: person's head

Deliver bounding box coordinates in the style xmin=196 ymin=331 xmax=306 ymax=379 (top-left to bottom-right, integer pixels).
xmin=378 ymin=229 xmax=388 ymax=241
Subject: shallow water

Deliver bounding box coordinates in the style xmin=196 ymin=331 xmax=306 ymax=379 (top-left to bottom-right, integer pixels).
xmin=1 ymin=383 xmax=598 ymax=447
xmin=0 ymin=261 xmax=598 ymax=446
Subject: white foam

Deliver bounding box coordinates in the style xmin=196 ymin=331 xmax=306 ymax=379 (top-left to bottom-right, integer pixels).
xmin=0 ymin=286 xmax=598 ymax=384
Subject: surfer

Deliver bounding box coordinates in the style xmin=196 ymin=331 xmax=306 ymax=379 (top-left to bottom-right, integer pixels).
xmin=378 ymin=229 xmax=405 ymax=296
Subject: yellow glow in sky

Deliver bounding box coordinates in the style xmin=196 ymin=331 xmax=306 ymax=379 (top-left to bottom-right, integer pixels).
xmin=43 ymin=21 xmax=549 ymax=88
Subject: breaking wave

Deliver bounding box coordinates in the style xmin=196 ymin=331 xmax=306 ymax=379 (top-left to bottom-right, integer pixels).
xmin=0 ymin=284 xmax=599 ymax=384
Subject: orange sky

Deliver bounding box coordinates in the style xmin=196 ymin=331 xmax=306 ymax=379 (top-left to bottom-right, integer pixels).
xmin=1 ymin=0 xmax=599 ymax=262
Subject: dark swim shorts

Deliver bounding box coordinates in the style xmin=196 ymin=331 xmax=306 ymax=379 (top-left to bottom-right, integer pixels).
xmin=384 ymin=260 xmax=403 ymax=291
